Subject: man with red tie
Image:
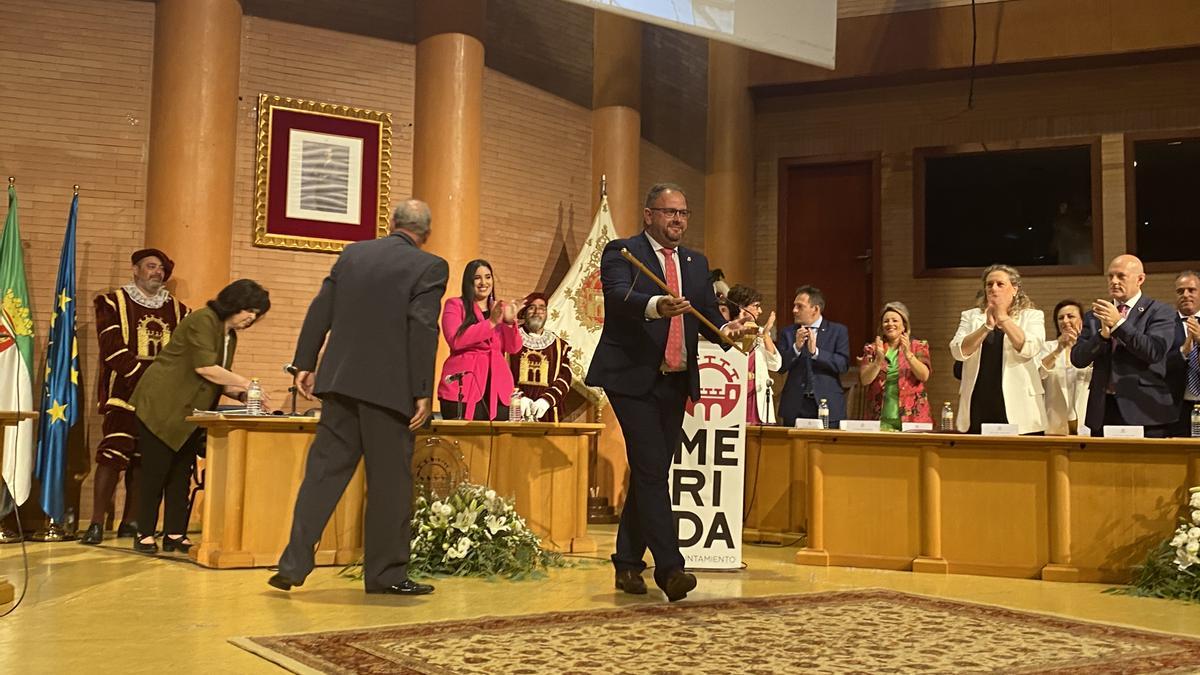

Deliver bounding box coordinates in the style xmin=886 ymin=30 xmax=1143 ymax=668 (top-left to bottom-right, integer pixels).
xmin=1071 ymin=254 xmax=1177 ymax=437
xmin=586 ymin=183 xmax=745 ymax=602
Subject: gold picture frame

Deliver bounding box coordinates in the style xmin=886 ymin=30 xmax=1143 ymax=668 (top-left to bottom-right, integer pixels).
xmin=253 ymin=93 xmax=392 ymax=253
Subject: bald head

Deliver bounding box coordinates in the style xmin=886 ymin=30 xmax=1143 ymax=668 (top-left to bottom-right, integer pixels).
xmin=393 ymin=199 xmax=432 ymax=244
xmin=1106 ymin=254 xmax=1146 ymax=303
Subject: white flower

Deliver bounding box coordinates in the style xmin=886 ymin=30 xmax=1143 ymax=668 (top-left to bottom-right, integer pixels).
xmin=1188 ymin=540 xmax=1200 ymax=555
xmin=445 ymin=536 xmax=473 ymax=560
xmin=1190 ymin=527 xmax=1200 ymax=540
xmin=452 ymin=509 xmax=479 ymax=532
xmin=485 ymin=489 xmax=497 ymax=501
xmin=1192 ymin=510 xmax=1200 ymax=524
xmin=1171 ymin=531 xmax=1188 ymax=548
xmin=485 ymin=514 xmax=508 ymax=535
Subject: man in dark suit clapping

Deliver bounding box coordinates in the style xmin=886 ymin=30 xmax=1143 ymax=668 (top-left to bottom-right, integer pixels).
xmin=776 ymin=286 xmax=850 ymax=427
xmin=1071 ymin=254 xmax=1176 ymax=437
xmin=585 ymin=183 xmax=745 ymax=603
xmin=271 ymin=200 xmax=449 ymax=595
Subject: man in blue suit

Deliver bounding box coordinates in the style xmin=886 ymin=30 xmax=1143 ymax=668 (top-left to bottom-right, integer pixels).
xmin=586 ymin=183 xmax=744 ymax=603
xmin=1071 ymin=254 xmax=1177 ymax=437
xmin=776 ymin=286 xmax=850 ymax=427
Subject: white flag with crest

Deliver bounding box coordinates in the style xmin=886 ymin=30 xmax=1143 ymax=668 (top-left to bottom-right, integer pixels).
xmin=545 ymin=195 xmax=617 ymax=403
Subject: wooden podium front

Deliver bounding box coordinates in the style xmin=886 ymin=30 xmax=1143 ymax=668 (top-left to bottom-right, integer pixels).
xmin=0 ymin=410 xmax=37 ymax=605
xmin=186 ymin=416 xmax=602 ymax=569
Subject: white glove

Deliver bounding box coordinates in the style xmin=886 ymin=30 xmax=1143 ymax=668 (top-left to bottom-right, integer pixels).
xmin=518 ymin=396 xmax=534 ymax=420
xmin=531 ymin=398 xmax=551 ymax=420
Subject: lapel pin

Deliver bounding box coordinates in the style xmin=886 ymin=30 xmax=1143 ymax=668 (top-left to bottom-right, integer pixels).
xmin=1138 ymin=306 xmax=1145 ymax=313
xmin=686 ymin=256 xmax=692 ymax=262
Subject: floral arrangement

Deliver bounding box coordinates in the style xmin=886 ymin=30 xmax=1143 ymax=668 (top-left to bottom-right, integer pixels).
xmin=341 ymin=482 xmax=565 ymax=581
xmin=1118 ymin=486 xmax=1200 ymax=602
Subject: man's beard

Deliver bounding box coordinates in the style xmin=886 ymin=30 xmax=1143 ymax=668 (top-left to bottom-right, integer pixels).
xmin=525 ymin=316 xmax=545 ymax=332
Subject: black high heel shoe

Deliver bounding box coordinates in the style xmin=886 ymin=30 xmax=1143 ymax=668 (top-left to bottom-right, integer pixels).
xmin=162 ymin=535 xmax=192 ymax=554
xmin=133 ymin=535 xmax=158 ymax=554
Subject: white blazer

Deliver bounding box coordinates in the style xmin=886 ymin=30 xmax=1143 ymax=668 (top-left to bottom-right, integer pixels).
xmin=750 ymin=337 xmax=783 ymax=424
xmin=1038 ymin=345 xmax=1091 ymax=436
xmin=949 ymin=307 xmax=1047 ymax=434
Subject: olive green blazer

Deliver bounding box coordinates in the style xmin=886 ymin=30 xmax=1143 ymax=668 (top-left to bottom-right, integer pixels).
xmin=131 ymin=307 xmax=237 ymax=450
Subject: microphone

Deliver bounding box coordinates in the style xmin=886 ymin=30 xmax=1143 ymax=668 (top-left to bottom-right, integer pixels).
xmin=283 ymin=363 xmax=300 ymax=376
xmin=444 ymin=371 xmax=467 ymax=384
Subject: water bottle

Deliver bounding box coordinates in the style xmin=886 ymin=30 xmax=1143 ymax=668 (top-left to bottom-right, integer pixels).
xmin=509 ymin=389 xmax=524 ymax=422
xmin=246 ymin=378 xmax=263 ymax=415
xmin=817 ymin=398 xmax=830 ymax=429
xmin=940 ymin=401 xmax=955 ymax=432
xmin=1192 ymin=404 xmax=1200 ymax=438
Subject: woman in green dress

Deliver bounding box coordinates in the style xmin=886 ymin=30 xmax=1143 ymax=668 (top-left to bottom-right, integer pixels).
xmin=129 ymin=279 xmax=271 ymax=554
xmin=858 ymin=302 xmax=933 ymax=431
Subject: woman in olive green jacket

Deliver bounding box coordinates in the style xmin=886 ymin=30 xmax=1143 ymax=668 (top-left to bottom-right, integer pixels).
xmin=130 ymin=280 xmax=271 ymax=554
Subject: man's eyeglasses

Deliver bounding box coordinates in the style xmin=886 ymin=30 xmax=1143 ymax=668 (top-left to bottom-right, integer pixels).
xmin=648 ymin=207 xmax=691 ymax=219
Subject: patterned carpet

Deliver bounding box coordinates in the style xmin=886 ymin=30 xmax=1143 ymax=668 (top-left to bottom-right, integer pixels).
xmin=232 ymin=589 xmax=1200 ymax=674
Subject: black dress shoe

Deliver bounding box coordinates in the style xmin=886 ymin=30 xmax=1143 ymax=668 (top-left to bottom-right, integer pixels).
xmin=161 ymin=535 xmax=192 ymax=553
xmin=615 ymin=569 xmax=647 ymax=595
xmin=268 ymin=572 xmax=304 ymax=591
xmin=133 ymin=536 xmax=158 ymax=554
xmin=79 ymin=523 xmax=104 ymax=546
xmin=661 ymin=569 xmax=697 ymax=602
xmin=366 ymin=579 xmax=434 ymax=595
xmin=116 ymin=522 xmax=138 ymax=538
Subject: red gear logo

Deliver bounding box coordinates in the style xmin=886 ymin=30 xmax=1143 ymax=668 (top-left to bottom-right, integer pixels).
xmin=685 ymin=354 xmax=741 ymax=421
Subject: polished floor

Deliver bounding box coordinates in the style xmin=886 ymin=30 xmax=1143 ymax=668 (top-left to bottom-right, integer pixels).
xmin=2 ymin=527 xmax=1199 ymax=674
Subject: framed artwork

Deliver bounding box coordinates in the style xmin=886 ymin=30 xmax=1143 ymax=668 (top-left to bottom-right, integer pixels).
xmin=253 ymin=94 xmax=392 ymax=253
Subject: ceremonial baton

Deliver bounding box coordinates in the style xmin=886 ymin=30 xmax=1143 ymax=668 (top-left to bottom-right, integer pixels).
xmin=619 ymin=248 xmax=747 ymax=354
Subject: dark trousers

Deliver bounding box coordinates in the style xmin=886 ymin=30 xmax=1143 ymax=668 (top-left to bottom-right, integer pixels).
xmin=439 ymin=398 xmax=508 ymax=422
xmin=136 ymin=418 xmax=201 ymax=537
xmin=1168 ymin=397 xmax=1197 ymax=438
xmin=278 ymin=394 xmax=415 ymax=591
xmin=608 ymin=372 xmax=688 ymax=588
xmin=1097 ymin=394 xmax=1168 ymax=438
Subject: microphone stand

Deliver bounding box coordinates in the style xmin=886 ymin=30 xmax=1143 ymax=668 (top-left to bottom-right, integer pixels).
xmin=288 ymin=385 xmax=298 ymax=416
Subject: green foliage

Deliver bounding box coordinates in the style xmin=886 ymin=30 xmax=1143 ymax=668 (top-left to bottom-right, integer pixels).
xmin=340 ymin=482 xmax=567 ymax=581
xmin=1108 ymin=487 xmax=1200 ymax=604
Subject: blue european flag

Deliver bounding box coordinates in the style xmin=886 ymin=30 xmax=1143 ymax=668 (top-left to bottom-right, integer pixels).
xmin=35 ymin=193 xmax=79 ymax=523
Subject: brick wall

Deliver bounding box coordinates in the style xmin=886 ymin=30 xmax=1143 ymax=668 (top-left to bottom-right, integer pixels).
xmin=754 ymin=59 xmax=1200 ymax=413
xmin=0 ymin=0 xmax=155 ymax=524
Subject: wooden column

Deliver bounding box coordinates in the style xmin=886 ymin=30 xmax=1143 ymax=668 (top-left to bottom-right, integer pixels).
xmin=1042 ymin=447 xmax=1079 ymax=581
xmin=144 ymin=0 xmax=241 ymax=307
xmin=592 ymin=13 xmax=643 ymax=508
xmin=413 ymin=0 xmax=486 ymax=396
xmin=704 ymin=41 xmax=754 ymax=285
xmin=912 ymin=445 xmax=948 ymax=573
xmin=794 ymin=440 xmax=830 ymax=565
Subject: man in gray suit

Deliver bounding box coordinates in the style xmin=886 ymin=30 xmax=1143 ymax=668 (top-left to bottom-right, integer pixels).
xmin=271 ymin=199 xmax=449 ymax=595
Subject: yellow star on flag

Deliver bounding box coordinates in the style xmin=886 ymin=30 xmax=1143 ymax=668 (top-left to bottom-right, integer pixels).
xmin=48 ymin=400 xmax=69 ymax=423
xmin=58 ymin=289 xmax=72 ymax=313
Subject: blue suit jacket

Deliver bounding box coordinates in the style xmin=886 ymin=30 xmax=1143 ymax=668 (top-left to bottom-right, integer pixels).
xmin=775 ymin=320 xmax=850 ymax=425
xmin=584 ymin=233 xmax=728 ymax=401
xmin=1070 ymin=295 xmax=1177 ymax=429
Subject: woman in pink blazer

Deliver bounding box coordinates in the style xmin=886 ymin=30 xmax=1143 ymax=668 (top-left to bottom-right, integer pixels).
xmin=437 ymin=259 xmax=521 ymax=420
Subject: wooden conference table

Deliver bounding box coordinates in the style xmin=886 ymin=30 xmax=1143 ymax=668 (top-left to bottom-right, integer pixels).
xmin=0 ymin=410 xmax=37 ymax=604
xmin=743 ymin=426 xmax=1200 ymax=582
xmin=185 ymin=415 xmax=602 ymax=569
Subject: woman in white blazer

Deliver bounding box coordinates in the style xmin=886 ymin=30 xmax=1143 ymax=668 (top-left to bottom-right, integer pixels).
xmin=727 ymin=284 xmax=782 ymax=424
xmin=949 ymin=264 xmax=1047 ymax=434
xmin=1039 ymin=299 xmax=1091 ymax=435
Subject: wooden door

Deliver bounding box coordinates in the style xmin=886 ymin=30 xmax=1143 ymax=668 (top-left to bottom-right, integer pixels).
xmin=777 ymin=157 xmax=879 ymax=359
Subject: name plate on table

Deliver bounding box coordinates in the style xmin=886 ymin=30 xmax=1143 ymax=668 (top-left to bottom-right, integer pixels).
xmin=839 ymin=420 xmax=881 ymax=432
xmin=794 ymin=418 xmax=825 ymax=429
xmin=1103 ymin=425 xmax=1144 ymax=438
xmin=981 ymin=423 xmax=1019 ymax=436
xmin=902 ymin=422 xmax=933 ymax=432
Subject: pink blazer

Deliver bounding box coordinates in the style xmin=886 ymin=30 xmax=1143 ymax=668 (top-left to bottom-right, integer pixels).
xmin=437 ymin=297 xmax=521 ymax=420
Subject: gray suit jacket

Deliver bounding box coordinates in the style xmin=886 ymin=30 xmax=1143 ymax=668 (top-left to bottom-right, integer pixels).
xmin=293 ymin=232 xmax=449 ymax=417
